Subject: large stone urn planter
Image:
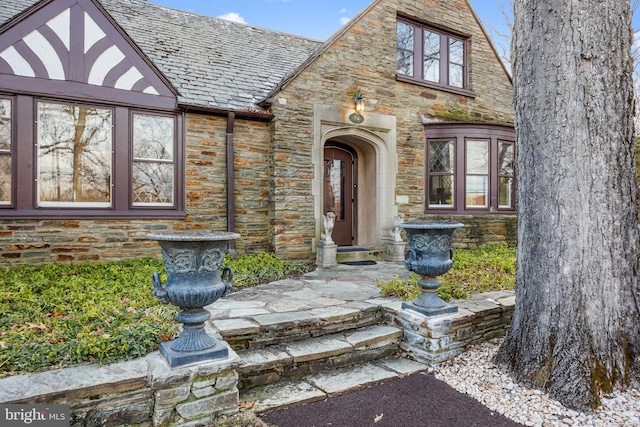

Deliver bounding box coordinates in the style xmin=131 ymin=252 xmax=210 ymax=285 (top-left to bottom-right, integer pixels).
xmin=147 ymin=231 xmax=240 ymax=367
xmin=399 ymin=222 xmax=463 ymax=317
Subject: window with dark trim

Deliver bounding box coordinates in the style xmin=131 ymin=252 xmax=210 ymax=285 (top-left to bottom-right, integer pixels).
xmin=397 ymin=18 xmax=473 ymax=97
xmin=425 ymin=124 xmax=515 ymax=214
xmin=0 ymin=94 xmax=184 ymax=218
xmin=0 ymin=97 xmax=11 ymax=206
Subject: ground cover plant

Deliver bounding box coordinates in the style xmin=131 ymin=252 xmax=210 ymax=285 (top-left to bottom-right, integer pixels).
xmin=0 ymin=253 xmax=308 ymax=377
xmin=376 ymin=245 xmax=516 ymax=301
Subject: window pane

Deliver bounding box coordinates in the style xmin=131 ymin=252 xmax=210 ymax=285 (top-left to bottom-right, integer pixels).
xmin=429 ymin=141 xmax=454 ymax=173
xmin=37 ymin=102 xmax=112 ymax=207
xmin=449 ymin=64 xmax=463 ymax=88
xmin=397 ymin=50 xmax=414 ymax=76
xmin=449 ymin=39 xmax=464 ymax=64
xmin=0 ymin=155 xmax=10 ymax=205
xmin=424 ymin=31 xmax=440 ymax=82
xmin=499 ymin=177 xmax=513 ymax=208
xmin=466 ymin=140 xmax=489 ymax=174
xmin=424 ymin=31 xmax=440 ymax=58
xmin=397 ymin=22 xmax=414 ymax=77
xmin=424 ymin=58 xmax=440 ymax=82
xmin=499 ymin=142 xmax=514 ymax=175
xmin=397 ymin=22 xmax=414 ymax=50
xmin=132 ymin=162 xmax=174 ymax=205
xmin=466 ymin=175 xmax=488 ymax=207
xmin=0 ymin=99 xmax=10 ymax=151
xmin=429 ymin=175 xmax=453 ymax=207
xmin=132 ymin=114 xmax=175 ymax=207
xmin=133 ymin=114 xmax=174 ymax=160
xmin=325 ymin=159 xmax=346 ymax=220
xmin=0 ymin=99 xmax=11 ymax=205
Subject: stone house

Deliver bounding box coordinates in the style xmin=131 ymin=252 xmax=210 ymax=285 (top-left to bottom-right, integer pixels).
xmin=0 ymin=0 xmax=515 ymax=266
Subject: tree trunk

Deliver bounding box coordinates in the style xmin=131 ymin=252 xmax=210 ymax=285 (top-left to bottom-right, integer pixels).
xmin=494 ymin=0 xmax=640 ymax=411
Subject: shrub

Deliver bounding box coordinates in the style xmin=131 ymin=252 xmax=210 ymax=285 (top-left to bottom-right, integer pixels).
xmin=0 ymin=253 xmax=308 ymax=376
xmin=223 ymin=253 xmax=308 ymax=287
xmin=0 ymin=258 xmax=178 ymax=376
xmin=377 ymin=245 xmax=516 ymax=302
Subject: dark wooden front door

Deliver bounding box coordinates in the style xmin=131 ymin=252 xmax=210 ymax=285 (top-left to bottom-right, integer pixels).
xmin=324 ymin=146 xmax=355 ymax=246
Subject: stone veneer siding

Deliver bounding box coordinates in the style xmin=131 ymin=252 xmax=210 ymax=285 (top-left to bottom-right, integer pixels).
xmin=268 ymin=0 xmax=514 ymax=260
xmin=422 ymin=215 xmax=517 ymax=248
xmin=0 ymin=113 xmax=271 ymax=267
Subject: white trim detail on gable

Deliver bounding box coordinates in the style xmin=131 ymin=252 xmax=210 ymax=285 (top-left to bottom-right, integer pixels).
xmin=47 ymin=9 xmax=70 ymax=51
xmin=23 ymin=30 xmax=64 ymax=80
xmin=0 ymin=45 xmax=34 ymax=77
xmin=84 ymin=11 xmax=105 ymax=53
xmin=114 ymin=66 xmax=143 ymax=91
xmin=0 ymin=0 xmax=176 ymax=102
xmin=88 ymin=44 xmax=124 ymax=85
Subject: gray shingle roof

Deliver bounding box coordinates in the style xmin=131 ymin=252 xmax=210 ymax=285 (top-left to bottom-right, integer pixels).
xmin=0 ymin=0 xmax=323 ymax=112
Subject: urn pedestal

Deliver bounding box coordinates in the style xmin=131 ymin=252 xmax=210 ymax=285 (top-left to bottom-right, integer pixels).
xmin=399 ymin=222 xmax=463 ymax=317
xmin=147 ymin=231 xmax=240 ymax=367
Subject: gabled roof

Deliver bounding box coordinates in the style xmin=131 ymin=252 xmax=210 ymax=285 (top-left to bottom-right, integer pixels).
xmin=0 ymin=0 xmax=323 ymax=112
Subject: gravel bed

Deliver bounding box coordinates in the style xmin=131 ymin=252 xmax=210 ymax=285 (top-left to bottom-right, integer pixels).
xmin=431 ymin=339 xmax=640 ymax=427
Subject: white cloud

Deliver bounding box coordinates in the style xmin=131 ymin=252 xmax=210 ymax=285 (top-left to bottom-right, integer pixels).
xmin=340 ymin=17 xmax=351 ymax=25
xmin=217 ymin=12 xmax=247 ymax=24
xmin=340 ymin=8 xmax=349 ymax=13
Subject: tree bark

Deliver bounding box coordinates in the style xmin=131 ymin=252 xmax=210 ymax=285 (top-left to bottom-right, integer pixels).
xmin=494 ymin=0 xmax=640 ymax=411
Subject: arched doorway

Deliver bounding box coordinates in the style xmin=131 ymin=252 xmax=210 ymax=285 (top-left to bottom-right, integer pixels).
xmin=323 ymin=143 xmax=356 ymax=246
xmin=312 ymin=104 xmax=397 ymax=251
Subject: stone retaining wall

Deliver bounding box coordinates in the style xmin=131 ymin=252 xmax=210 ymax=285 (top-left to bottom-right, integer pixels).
xmin=0 ymin=351 xmax=240 ymax=427
xmin=394 ymin=291 xmax=515 ymax=364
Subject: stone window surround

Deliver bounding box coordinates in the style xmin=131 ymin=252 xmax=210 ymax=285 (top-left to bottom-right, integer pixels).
xmin=424 ymin=122 xmax=516 ymax=215
xmin=312 ymin=104 xmax=397 ymax=249
xmin=0 ymin=93 xmax=185 ymax=219
xmin=396 ymin=15 xmax=476 ymax=99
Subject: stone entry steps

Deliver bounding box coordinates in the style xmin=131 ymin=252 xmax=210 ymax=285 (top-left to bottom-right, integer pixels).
xmin=236 ymin=325 xmax=403 ymax=391
xmin=212 ymin=303 xmax=392 ymax=351
xmin=241 ymin=357 xmax=428 ymax=413
xmin=336 ymin=247 xmax=386 ymax=263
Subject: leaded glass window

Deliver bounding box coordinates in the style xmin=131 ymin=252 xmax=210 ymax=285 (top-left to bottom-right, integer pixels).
xmin=499 ymin=141 xmax=515 ymax=208
xmin=428 ymin=140 xmax=454 ymax=207
xmin=0 ymin=99 xmax=11 ymax=206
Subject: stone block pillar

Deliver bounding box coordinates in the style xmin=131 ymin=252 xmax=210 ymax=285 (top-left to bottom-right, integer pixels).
xmin=316 ymin=241 xmax=338 ymax=268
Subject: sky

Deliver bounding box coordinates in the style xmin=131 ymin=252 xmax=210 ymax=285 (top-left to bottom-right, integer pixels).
xmin=148 ymin=0 xmax=511 ymax=41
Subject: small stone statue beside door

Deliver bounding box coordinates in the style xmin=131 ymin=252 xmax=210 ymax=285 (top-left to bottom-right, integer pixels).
xmin=322 ymin=212 xmax=336 ymax=245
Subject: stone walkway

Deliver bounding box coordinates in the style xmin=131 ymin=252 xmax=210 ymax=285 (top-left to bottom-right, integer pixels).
xmin=207 ymin=261 xmax=412 ymax=325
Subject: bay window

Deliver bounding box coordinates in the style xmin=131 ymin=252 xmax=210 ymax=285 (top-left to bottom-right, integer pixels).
xmin=425 ymin=124 xmax=515 ymax=214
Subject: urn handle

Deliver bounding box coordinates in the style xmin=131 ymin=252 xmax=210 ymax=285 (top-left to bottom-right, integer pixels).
xmin=221 ymin=266 xmax=233 ymax=294
xmin=152 ymin=272 xmax=171 ymax=304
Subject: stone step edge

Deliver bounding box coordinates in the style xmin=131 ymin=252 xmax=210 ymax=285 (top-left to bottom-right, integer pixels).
xmin=212 ymin=303 xmax=390 ymax=350
xmin=240 ymin=357 xmax=429 ymax=414
xmin=236 ymin=325 xmax=404 ymax=390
